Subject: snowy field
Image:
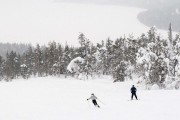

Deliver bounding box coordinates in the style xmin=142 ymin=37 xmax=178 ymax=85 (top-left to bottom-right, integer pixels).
xmin=0 ymin=76 xmax=179 ymax=120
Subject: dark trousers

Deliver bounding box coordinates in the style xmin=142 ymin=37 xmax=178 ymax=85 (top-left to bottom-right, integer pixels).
xmin=92 ymin=100 xmax=100 ymax=107
xmin=92 ymin=100 xmax=98 ymax=105
xmin=131 ymin=93 xmax=138 ymax=100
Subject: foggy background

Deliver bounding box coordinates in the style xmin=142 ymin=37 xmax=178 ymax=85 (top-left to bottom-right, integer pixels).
xmin=0 ymin=0 xmax=179 ymax=48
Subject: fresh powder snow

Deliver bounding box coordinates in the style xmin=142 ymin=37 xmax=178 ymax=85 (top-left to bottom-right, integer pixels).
xmin=0 ymin=76 xmax=179 ymax=120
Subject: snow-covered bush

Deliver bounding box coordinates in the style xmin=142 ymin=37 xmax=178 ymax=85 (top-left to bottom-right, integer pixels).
xmin=166 ymin=78 xmax=180 ymax=90
xmin=175 ymin=81 xmax=180 ymax=89
xmin=67 ymin=57 xmax=84 ymax=77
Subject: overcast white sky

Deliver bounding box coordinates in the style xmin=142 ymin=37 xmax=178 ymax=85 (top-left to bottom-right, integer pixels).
xmin=0 ymin=0 xmax=165 ymax=46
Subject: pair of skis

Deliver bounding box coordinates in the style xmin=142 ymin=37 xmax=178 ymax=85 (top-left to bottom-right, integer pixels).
xmin=87 ymin=99 xmax=105 ymax=108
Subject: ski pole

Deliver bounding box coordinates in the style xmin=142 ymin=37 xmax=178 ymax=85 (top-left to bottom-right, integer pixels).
xmin=97 ymin=99 xmax=105 ymax=105
xmin=87 ymin=100 xmax=91 ymax=108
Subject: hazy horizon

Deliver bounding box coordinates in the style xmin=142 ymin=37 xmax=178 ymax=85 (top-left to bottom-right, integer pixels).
xmin=0 ymin=0 xmax=170 ymax=46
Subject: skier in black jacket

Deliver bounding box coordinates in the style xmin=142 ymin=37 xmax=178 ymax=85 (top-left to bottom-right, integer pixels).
xmin=131 ymin=85 xmax=138 ymax=100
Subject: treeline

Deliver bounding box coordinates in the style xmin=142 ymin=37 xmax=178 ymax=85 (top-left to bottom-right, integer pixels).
xmin=0 ymin=25 xmax=180 ymax=88
xmin=0 ymin=43 xmax=31 ymax=58
xmin=0 ymin=35 xmax=134 ymax=81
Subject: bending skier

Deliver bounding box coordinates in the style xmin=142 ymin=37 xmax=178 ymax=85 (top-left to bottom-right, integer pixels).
xmin=131 ymin=85 xmax=138 ymax=100
xmin=87 ymin=93 xmax=100 ymax=108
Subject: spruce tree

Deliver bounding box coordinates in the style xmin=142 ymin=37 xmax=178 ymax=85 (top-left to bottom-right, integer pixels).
xmin=34 ymin=44 xmax=43 ymax=77
xmin=0 ymin=55 xmax=4 ymax=80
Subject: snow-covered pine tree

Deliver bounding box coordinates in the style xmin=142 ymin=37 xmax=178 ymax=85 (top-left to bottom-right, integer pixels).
xmin=55 ymin=44 xmax=64 ymax=76
xmin=125 ymin=35 xmax=137 ymax=65
xmin=47 ymin=41 xmax=57 ymax=75
xmin=95 ymin=42 xmax=107 ymax=76
xmin=113 ymin=60 xmax=127 ymax=82
xmin=20 ymin=64 xmax=28 ymax=79
xmin=74 ymin=33 xmax=95 ymax=79
xmin=34 ymin=44 xmax=43 ymax=77
xmin=148 ymin=26 xmax=156 ymax=43
xmin=0 ymin=55 xmax=4 ymax=80
xmin=14 ymin=54 xmax=21 ymax=78
xmin=78 ymin=33 xmax=86 ymax=57
xmin=105 ymin=38 xmax=114 ymax=75
xmin=4 ymin=51 xmax=20 ymax=81
xmin=25 ymin=46 xmax=34 ymax=77
xmin=173 ymin=33 xmax=180 ymax=78
xmin=137 ymin=33 xmax=149 ymax=48
xmin=168 ymin=23 xmax=173 ymax=44
xmin=63 ymin=44 xmax=71 ymax=75
xmin=149 ymin=57 xmax=168 ymax=87
xmin=112 ymin=37 xmax=127 ymax=82
xmin=166 ymin=23 xmax=176 ymax=80
xmin=136 ymin=27 xmax=169 ymax=88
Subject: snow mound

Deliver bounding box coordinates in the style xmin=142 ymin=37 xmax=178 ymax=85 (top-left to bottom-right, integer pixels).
xmin=151 ymin=84 xmax=160 ymax=90
xmin=67 ymin=57 xmax=84 ymax=73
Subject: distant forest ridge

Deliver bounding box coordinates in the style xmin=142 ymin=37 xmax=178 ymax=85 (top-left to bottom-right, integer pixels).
xmin=57 ymin=0 xmax=180 ymax=31
xmin=0 ymin=43 xmax=32 ymax=58
xmin=56 ymin=0 xmax=180 ymax=9
xmin=110 ymin=0 xmax=180 ymax=31
xmin=125 ymin=0 xmax=180 ymax=32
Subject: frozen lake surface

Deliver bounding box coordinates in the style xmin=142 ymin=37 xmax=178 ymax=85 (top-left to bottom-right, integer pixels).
xmin=0 ymin=1 xmax=169 ymax=46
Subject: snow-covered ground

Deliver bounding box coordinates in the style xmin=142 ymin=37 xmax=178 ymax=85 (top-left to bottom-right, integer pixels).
xmin=0 ymin=76 xmax=179 ymax=120
xmin=0 ymin=0 xmax=170 ymax=46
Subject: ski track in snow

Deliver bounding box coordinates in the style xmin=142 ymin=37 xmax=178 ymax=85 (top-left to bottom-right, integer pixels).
xmin=0 ymin=76 xmax=179 ymax=120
